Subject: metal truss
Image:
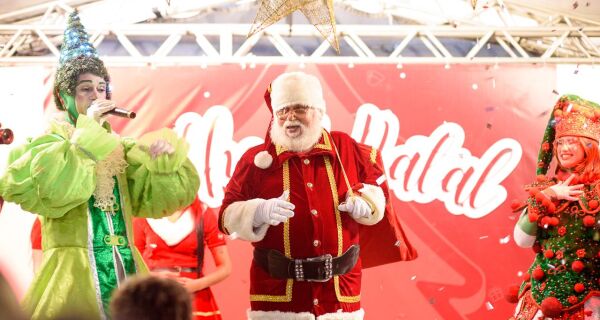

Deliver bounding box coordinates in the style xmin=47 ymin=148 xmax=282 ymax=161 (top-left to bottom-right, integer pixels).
xmin=0 ymin=0 xmax=598 ymax=66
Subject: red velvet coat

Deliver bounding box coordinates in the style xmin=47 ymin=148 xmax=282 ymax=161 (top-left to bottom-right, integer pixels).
xmin=219 ymin=130 xmax=408 ymax=315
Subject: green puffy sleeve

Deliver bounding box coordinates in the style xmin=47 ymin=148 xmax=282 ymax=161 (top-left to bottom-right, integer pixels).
xmin=0 ymin=115 xmax=119 ymax=218
xmin=125 ymin=128 xmax=199 ymax=218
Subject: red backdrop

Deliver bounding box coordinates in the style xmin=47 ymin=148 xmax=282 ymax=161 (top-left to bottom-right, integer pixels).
xmin=42 ymin=63 xmax=557 ymax=319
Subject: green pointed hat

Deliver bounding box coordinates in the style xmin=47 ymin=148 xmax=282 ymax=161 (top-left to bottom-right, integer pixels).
xmin=53 ymin=10 xmax=110 ymax=123
xmin=536 ymin=94 xmax=600 ymax=175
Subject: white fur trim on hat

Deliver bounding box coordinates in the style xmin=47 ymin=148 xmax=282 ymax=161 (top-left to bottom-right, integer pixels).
xmin=254 ymin=150 xmax=273 ymax=169
xmin=270 ymin=72 xmax=326 ymax=113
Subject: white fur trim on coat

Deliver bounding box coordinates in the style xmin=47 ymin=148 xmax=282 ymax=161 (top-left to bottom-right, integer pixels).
xmin=247 ymin=309 xmax=364 ymax=320
xmin=354 ymin=184 xmax=385 ymax=226
xmin=270 ymin=72 xmax=326 ymax=113
xmin=254 ymin=151 xmax=273 ymax=169
xmin=222 ymin=199 xmax=269 ymax=242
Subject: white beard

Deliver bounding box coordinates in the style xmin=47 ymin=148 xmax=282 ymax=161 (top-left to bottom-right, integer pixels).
xmin=270 ymin=118 xmax=323 ymax=152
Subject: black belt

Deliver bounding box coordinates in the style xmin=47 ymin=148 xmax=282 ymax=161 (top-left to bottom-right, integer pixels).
xmin=253 ymin=245 xmax=360 ymax=282
xmin=153 ymin=266 xmax=199 ymax=273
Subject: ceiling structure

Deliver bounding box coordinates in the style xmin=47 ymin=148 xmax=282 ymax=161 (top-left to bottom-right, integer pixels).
xmin=0 ymin=0 xmax=598 ymax=66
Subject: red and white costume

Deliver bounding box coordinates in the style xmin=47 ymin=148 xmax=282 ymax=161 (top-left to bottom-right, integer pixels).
xmin=134 ymin=198 xmax=226 ymax=320
xmin=220 ymin=129 xmax=415 ymax=319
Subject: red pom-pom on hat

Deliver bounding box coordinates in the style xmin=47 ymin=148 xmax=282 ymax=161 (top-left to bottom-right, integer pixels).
xmin=541 ymin=297 xmax=563 ymax=317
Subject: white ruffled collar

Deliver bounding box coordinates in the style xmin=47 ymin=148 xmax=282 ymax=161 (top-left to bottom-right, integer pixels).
xmin=147 ymin=207 xmax=195 ymax=246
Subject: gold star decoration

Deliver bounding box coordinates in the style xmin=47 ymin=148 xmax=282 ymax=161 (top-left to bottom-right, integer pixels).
xmin=471 ymin=0 xmax=478 ymax=9
xmin=249 ymin=0 xmax=340 ymax=53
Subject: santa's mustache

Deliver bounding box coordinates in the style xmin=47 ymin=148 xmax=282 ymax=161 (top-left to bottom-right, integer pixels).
xmin=282 ymin=120 xmax=304 ymax=129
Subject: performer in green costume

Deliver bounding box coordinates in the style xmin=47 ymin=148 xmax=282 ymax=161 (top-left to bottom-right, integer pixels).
xmin=0 ymin=11 xmax=199 ymax=320
xmin=511 ymin=95 xmax=600 ymax=319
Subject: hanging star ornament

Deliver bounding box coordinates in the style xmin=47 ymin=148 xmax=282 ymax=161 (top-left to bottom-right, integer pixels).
xmin=249 ymin=0 xmax=340 ymax=53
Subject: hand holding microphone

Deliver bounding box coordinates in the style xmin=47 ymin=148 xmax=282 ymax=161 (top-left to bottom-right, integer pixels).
xmin=86 ymin=100 xmax=135 ymax=124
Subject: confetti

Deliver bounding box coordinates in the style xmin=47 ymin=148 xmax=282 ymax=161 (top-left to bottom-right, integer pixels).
xmin=479 ymin=235 xmax=489 ymax=239
xmin=538 ymin=110 xmax=549 ymax=117
xmin=203 ymin=91 xmax=211 ymax=98
xmin=429 ymin=297 xmax=436 ymax=305
xmin=472 ymin=83 xmax=478 ymax=90
xmin=552 ymin=89 xmax=559 ymax=95
xmin=438 ymin=287 xmax=445 ymax=291
xmin=484 ymin=106 xmax=496 ymax=112
xmin=400 ymin=72 xmax=407 ymax=79
xmin=567 ymin=103 xmax=573 ymax=112
xmin=485 ymin=301 xmax=494 ymax=310
xmin=411 ymin=275 xmax=417 ymax=281
xmin=517 ymin=271 xmax=523 ymax=277
xmin=486 ymin=123 xmax=492 ymax=129
xmin=573 ymin=1 xmax=579 ymax=9
xmin=499 ymin=235 xmax=511 ymax=244
xmin=394 ymin=240 xmax=401 ymax=247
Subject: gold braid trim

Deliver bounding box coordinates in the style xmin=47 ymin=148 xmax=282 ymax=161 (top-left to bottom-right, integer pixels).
xmin=370 ymin=147 xmax=377 ymax=165
xmin=324 ymin=156 xmax=361 ymax=303
xmin=250 ymin=159 xmax=293 ymax=302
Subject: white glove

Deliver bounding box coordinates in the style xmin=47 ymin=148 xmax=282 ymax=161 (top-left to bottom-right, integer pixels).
xmin=253 ymin=190 xmax=295 ymax=227
xmin=149 ymin=139 xmax=175 ymax=159
xmin=85 ymin=99 xmax=115 ymax=124
xmin=545 ymin=174 xmax=584 ymax=201
xmin=338 ymin=196 xmax=372 ymax=220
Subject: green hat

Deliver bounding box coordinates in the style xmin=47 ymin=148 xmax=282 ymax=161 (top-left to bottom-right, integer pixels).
xmin=53 ymin=11 xmax=110 ymax=124
xmin=536 ymin=94 xmax=600 ymax=175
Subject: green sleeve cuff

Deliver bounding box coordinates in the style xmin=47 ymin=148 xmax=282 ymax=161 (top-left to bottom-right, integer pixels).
xmin=516 ymin=209 xmax=538 ymax=235
xmin=70 ymin=115 xmax=119 ymax=161
xmin=126 ymin=128 xmax=189 ymax=173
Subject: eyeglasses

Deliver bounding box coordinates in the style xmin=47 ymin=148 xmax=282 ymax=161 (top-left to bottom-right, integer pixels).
xmin=275 ymin=105 xmax=312 ymax=119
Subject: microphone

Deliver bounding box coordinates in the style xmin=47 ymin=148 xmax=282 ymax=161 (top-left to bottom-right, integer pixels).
xmin=104 ymin=108 xmax=136 ymax=119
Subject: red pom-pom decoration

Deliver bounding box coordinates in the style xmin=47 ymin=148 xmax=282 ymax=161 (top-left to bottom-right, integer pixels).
xmin=528 ymin=211 xmax=539 ymax=223
xmin=574 ymin=283 xmax=585 ymax=293
xmin=541 ymin=297 xmax=563 ymax=317
xmin=523 ymin=273 xmax=531 ymax=281
xmin=541 ymin=216 xmax=551 ymax=227
xmin=529 ymin=187 xmax=540 ymax=197
xmin=541 ymin=143 xmax=551 ymax=152
xmin=544 ymin=249 xmax=554 ymax=259
xmin=549 ymin=217 xmax=560 ymax=226
xmin=532 ymin=267 xmax=545 ymax=280
xmin=589 ymin=200 xmax=599 ymax=210
xmin=572 ymin=260 xmax=585 ymax=273
xmin=568 ymin=295 xmax=579 ymax=305
xmin=505 ymin=285 xmax=520 ymax=303
xmin=583 ymin=215 xmax=596 ymax=227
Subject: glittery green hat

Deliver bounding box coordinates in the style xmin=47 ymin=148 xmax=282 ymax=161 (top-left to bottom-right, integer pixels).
xmin=53 ymin=11 xmax=110 ymax=123
xmin=536 ymin=94 xmax=600 ymax=175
